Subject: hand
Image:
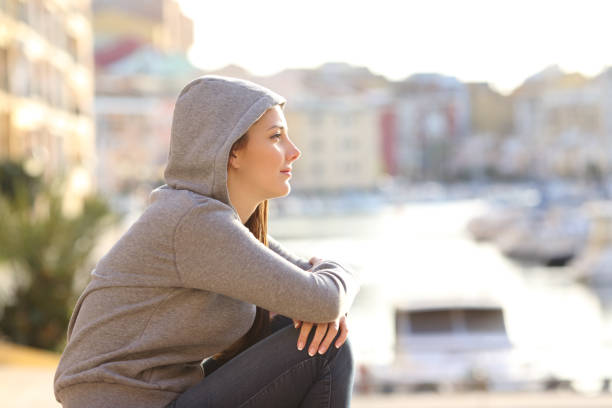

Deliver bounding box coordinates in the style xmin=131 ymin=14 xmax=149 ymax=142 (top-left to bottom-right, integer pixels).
xmin=308 ymin=256 xmax=324 ymax=270
xmin=293 ymin=314 xmax=349 ymax=355
xmin=292 ymin=256 xmax=349 ymax=355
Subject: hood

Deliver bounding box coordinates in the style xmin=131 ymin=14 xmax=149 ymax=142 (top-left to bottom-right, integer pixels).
xmin=161 ymin=75 xmax=287 ymax=211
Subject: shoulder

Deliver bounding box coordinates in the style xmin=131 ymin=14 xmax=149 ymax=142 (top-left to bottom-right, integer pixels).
xmin=176 ymin=194 xmax=245 ymax=238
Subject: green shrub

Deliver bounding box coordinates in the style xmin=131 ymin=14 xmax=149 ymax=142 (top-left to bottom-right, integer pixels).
xmin=0 ymin=160 xmax=118 ymax=352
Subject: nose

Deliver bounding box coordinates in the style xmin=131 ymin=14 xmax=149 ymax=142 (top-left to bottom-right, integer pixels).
xmin=286 ymin=139 xmax=301 ymax=162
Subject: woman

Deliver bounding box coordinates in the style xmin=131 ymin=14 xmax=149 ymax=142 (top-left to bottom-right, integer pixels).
xmin=53 ymin=75 xmax=361 ymax=407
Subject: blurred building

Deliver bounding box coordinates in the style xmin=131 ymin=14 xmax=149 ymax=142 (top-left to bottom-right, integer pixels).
xmin=512 ymin=65 xmax=608 ymax=179
xmin=92 ymin=0 xmax=200 ymax=212
xmin=164 ymin=61 xmax=390 ymax=196
xmin=379 ymin=101 xmax=398 ymax=177
xmin=0 ymin=0 xmax=95 ymax=211
xmin=284 ymin=94 xmax=384 ymax=193
xmin=467 ymin=82 xmax=513 ymax=136
xmin=447 ymin=82 xmax=517 ymax=180
xmin=92 ymin=0 xmax=192 ymax=53
xmin=391 ymin=73 xmax=471 ymax=182
xmin=597 ymin=67 xmax=612 ymax=150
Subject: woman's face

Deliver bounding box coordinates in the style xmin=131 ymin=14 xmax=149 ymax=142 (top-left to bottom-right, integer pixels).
xmin=228 ymin=105 xmax=301 ymax=201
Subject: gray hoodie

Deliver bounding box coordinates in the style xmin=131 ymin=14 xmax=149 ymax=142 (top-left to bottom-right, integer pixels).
xmin=53 ymin=75 xmax=361 ymax=408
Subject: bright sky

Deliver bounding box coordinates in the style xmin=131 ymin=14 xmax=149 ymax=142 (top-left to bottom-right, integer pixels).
xmin=177 ymin=0 xmax=612 ymax=95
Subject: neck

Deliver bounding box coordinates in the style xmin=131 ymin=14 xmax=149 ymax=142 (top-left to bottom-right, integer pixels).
xmin=227 ymin=178 xmax=260 ymax=225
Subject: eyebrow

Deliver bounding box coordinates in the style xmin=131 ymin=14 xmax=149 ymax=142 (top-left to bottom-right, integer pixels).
xmin=267 ymin=124 xmax=288 ymax=131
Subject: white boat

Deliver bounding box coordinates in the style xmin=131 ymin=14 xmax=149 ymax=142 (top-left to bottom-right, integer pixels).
xmin=494 ymin=205 xmax=589 ymax=266
xmin=359 ymin=288 xmax=611 ymax=394
xmin=363 ymin=297 xmax=546 ymax=393
xmin=465 ymin=206 xmax=527 ymax=242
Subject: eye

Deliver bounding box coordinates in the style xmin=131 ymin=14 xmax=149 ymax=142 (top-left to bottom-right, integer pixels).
xmin=271 ymin=133 xmax=281 ymax=140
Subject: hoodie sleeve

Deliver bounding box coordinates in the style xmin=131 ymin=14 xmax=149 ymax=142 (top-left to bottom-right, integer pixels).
xmin=174 ymin=205 xmax=360 ymax=323
xmin=267 ymin=234 xmax=312 ymax=271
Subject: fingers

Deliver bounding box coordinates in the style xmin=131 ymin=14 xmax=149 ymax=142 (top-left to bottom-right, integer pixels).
xmin=334 ymin=316 xmax=349 ymax=349
xmin=309 ymin=256 xmax=324 ymax=269
xmin=307 ymin=323 xmax=330 ymax=356
xmin=315 ymin=318 xmax=340 ymax=355
xmin=295 ymin=316 xmax=349 ymax=355
xmin=296 ymin=322 xmax=313 ymax=351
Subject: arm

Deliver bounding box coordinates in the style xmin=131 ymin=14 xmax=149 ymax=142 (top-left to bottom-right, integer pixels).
xmin=266 ymin=234 xmax=312 ymax=271
xmin=175 ymin=205 xmax=360 ymax=323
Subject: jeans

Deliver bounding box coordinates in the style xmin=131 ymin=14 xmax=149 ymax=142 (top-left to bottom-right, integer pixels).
xmin=164 ymin=314 xmax=355 ymax=407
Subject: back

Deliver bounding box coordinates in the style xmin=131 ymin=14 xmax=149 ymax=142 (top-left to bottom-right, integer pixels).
xmin=53 ymin=186 xmax=361 ymax=408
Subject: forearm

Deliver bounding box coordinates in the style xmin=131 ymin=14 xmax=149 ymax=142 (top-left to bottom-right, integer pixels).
xmin=267 ymin=234 xmax=312 ymax=270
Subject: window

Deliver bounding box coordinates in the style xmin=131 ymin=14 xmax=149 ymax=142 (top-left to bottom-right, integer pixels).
xmin=2 ymin=0 xmax=17 ymax=16
xmin=464 ymin=309 xmax=506 ymax=333
xmin=12 ymin=49 xmax=31 ymax=96
xmin=0 ymin=48 xmax=7 ymax=90
xmin=17 ymin=0 xmax=28 ymax=22
xmin=67 ymin=35 xmax=78 ymax=61
xmin=0 ymin=112 xmax=10 ymax=153
xmin=33 ymin=61 xmax=44 ymax=98
xmin=343 ymin=136 xmax=352 ymax=150
xmin=409 ymin=310 xmax=453 ymax=334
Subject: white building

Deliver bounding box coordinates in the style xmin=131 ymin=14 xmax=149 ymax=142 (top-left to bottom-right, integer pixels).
xmin=512 ymin=65 xmax=610 ymax=178
xmin=284 ymin=94 xmax=384 ymax=194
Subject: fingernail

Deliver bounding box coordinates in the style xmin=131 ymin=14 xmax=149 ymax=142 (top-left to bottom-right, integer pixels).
xmin=308 ymin=348 xmax=314 ymax=356
xmin=298 ymin=341 xmax=303 ymax=350
xmin=318 ymin=348 xmax=326 ymax=354
xmin=335 ymin=343 xmax=340 ymax=348
xmin=294 ymin=322 xmax=298 ymax=328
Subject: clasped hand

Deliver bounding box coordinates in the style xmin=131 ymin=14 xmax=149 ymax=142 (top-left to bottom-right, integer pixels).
xmin=291 ymin=256 xmax=350 ymax=356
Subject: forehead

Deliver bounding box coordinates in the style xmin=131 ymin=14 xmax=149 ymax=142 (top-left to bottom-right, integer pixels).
xmin=256 ymin=105 xmax=286 ymax=128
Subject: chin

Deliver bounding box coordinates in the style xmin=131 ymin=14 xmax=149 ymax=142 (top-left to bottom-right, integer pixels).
xmin=271 ymin=184 xmax=291 ymax=199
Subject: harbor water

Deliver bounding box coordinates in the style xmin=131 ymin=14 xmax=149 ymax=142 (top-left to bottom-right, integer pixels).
xmin=269 ymin=198 xmax=612 ymax=393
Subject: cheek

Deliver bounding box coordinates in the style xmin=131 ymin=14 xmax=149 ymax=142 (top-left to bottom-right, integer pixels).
xmin=245 ymin=146 xmax=282 ymax=177
xmin=260 ymin=146 xmax=283 ymax=166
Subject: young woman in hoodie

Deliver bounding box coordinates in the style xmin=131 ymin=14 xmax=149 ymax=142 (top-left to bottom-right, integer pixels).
xmin=53 ymin=75 xmax=361 ymax=408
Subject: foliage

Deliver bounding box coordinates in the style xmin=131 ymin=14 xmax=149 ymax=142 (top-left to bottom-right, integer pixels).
xmin=0 ymin=160 xmax=118 ymax=351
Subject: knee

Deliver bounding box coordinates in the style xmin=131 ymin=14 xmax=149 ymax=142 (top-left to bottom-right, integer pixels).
xmin=334 ymin=336 xmax=354 ymax=369
xmin=278 ymin=321 xmax=354 ymax=367
xmin=316 ymin=332 xmax=354 ymax=373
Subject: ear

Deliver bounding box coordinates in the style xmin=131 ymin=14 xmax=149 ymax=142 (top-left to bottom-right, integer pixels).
xmin=228 ymin=150 xmax=241 ymax=170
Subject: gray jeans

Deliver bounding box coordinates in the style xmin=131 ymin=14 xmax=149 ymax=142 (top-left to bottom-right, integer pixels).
xmin=164 ymin=315 xmax=355 ymax=407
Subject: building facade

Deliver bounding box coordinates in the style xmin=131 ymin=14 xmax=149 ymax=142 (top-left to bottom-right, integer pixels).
xmin=92 ymin=0 xmax=198 ymax=212
xmin=92 ymin=0 xmax=192 ymax=54
xmin=512 ymin=65 xmax=610 ymax=179
xmin=392 ymin=73 xmax=471 ymax=181
xmin=284 ymin=94 xmax=384 ymax=194
xmin=0 ymin=0 xmax=95 ymax=214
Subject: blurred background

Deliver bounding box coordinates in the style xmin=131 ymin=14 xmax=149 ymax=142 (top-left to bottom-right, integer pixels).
xmin=1 ymin=0 xmax=612 ymax=406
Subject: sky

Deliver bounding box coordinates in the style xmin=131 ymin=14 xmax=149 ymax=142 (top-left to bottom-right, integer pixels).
xmin=177 ymin=0 xmax=612 ymax=95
